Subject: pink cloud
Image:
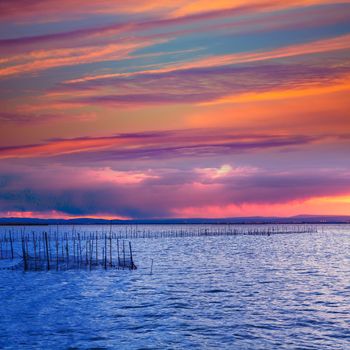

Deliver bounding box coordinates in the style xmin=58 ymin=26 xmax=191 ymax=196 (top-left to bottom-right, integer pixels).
xmin=0 ymin=164 xmax=349 ymax=218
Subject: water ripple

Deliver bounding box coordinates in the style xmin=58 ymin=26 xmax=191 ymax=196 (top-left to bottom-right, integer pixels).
xmin=0 ymin=224 xmax=350 ymax=349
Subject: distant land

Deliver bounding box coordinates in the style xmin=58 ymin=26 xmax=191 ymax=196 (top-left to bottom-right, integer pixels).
xmin=0 ymin=215 xmax=349 ymax=225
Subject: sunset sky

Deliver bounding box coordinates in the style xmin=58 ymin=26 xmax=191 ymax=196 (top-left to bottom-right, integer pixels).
xmin=1 ymin=0 xmax=350 ymax=219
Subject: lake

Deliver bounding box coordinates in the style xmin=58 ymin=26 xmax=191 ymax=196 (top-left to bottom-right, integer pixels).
xmin=0 ymin=224 xmax=349 ymax=349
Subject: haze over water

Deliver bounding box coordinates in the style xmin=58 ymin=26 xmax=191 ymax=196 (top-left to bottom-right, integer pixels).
xmin=1 ymin=224 xmax=349 ymax=349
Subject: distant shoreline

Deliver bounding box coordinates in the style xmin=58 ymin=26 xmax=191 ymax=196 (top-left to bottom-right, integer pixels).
xmin=0 ymin=216 xmax=349 ymax=226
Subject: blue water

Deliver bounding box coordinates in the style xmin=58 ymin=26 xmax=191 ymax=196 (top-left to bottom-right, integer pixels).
xmin=0 ymin=225 xmax=349 ymax=349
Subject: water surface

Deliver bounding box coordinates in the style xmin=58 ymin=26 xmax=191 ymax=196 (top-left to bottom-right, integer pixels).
xmin=0 ymin=224 xmax=349 ymax=349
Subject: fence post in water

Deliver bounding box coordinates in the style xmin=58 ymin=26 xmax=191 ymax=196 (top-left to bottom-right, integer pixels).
xmin=129 ymin=241 xmax=134 ymax=269
xmin=44 ymin=232 xmax=50 ymax=271
xmin=10 ymin=232 xmax=14 ymax=259
xmin=123 ymin=240 xmax=126 ymax=269
xmin=85 ymin=240 xmax=88 ymax=266
xmin=109 ymin=234 xmax=112 ymax=267
xmin=61 ymin=239 xmax=64 ymax=260
xmin=104 ymin=233 xmax=107 ymax=270
xmin=22 ymin=238 xmax=28 ymax=271
xmin=117 ymin=239 xmax=120 ymax=268
xmin=25 ymin=237 xmax=29 ymax=260
xmin=66 ymin=238 xmax=69 ymax=266
xmin=95 ymin=233 xmax=98 ymax=265
xmin=55 ymin=238 xmax=59 ymax=271
xmin=73 ymin=238 xmax=76 ymax=263
xmin=102 ymin=247 xmax=106 ymax=270
xmin=89 ymin=240 xmax=93 ymax=270
xmin=33 ymin=232 xmax=37 ymax=270
xmin=78 ymin=233 xmax=82 ymax=267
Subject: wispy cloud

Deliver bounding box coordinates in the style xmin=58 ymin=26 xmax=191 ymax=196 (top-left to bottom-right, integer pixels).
xmin=55 ymin=60 xmax=350 ymax=108
xmin=63 ymin=33 xmax=350 ymax=86
xmin=2 ymin=2 xmax=349 ymax=81
xmin=2 ymin=0 xmax=349 ymax=22
xmin=0 ymin=41 xmax=162 ymax=78
xmin=0 ymin=129 xmax=324 ymax=161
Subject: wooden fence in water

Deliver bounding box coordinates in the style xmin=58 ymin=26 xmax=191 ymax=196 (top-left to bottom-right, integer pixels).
xmin=0 ymin=225 xmax=318 ymax=271
xmin=0 ymin=230 xmax=136 ymax=272
xmin=1 ymin=224 xmax=318 ymax=241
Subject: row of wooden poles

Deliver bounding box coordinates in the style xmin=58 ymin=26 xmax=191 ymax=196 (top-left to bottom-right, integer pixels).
xmin=1 ymin=231 xmax=136 ymax=271
xmin=111 ymin=225 xmax=318 ymax=239
xmin=1 ymin=225 xmax=318 ymax=242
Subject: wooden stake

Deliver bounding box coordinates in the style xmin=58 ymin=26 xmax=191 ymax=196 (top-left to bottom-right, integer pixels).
xmin=45 ymin=232 xmax=50 ymax=270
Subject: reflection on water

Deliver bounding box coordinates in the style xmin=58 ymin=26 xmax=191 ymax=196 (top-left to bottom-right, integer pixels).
xmin=0 ymin=224 xmax=349 ymax=349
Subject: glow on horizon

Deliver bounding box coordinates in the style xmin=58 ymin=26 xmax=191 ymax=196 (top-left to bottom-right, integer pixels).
xmin=1 ymin=211 xmax=130 ymax=221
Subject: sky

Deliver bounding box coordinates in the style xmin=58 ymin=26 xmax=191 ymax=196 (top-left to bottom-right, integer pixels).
xmin=0 ymin=0 xmax=350 ymax=219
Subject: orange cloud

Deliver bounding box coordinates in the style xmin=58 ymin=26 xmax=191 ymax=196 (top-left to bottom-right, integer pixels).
xmin=188 ymin=89 xmax=350 ymax=136
xmin=172 ymin=194 xmax=350 ymax=218
xmin=172 ymin=0 xmax=350 ymax=17
xmin=202 ymin=73 xmax=350 ymax=106
xmin=309 ymin=195 xmax=350 ymax=204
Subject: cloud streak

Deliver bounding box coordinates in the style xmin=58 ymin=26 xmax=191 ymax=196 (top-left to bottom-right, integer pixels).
xmin=0 ymin=129 xmax=323 ymax=161
xmin=64 ymin=33 xmax=350 ymax=85
xmin=1 ymin=1 xmax=349 ymax=83
xmin=57 ymin=61 xmax=350 ymax=108
xmin=2 ymin=0 xmax=349 ymax=22
xmin=0 ymin=41 xmax=163 ymax=78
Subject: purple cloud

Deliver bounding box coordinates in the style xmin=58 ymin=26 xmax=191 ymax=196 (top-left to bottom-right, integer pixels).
xmin=0 ymin=129 xmax=323 ymax=162
xmin=0 ymin=165 xmax=349 ymax=218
